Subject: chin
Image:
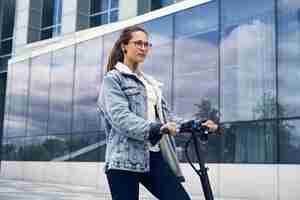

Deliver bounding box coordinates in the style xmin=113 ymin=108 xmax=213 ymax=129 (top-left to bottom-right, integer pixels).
xmin=137 ymin=58 xmax=145 ymax=63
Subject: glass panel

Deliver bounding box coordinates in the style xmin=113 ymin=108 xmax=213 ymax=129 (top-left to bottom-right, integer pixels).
xmin=3 ymin=63 xmax=13 ymax=138
xmin=30 ymin=0 xmax=43 ymax=10
xmin=69 ymin=133 xmax=105 ymax=162
xmin=111 ymin=0 xmax=119 ymax=9
xmin=27 ymin=54 xmax=50 ymax=136
xmin=221 ymin=121 xmax=277 ymax=163
xmin=47 ymin=134 xmax=71 ymax=161
xmin=73 ymin=38 xmax=102 ymax=132
xmin=151 ymin=0 xmax=162 ymax=10
xmin=1 ymin=138 xmax=8 ymax=160
xmin=103 ymin=31 xmax=120 ymax=68
xmin=278 ymin=0 xmax=300 ymax=117
xmin=77 ymin=0 xmax=90 ymax=14
xmin=174 ymin=3 xmax=219 ymax=119
xmin=76 ymin=13 xmax=90 ymax=31
xmin=175 ymin=2 xmax=218 ymax=38
xmin=220 ymin=0 xmax=276 ymax=122
xmin=29 ymin=9 xmax=42 ymax=29
xmin=5 ymin=137 xmax=25 ymax=161
xmin=42 ymin=0 xmax=54 ymax=27
xmin=279 ymin=120 xmax=300 ymax=163
xmin=110 ymin=10 xmax=118 ymax=23
xmin=28 ymin=27 xmax=41 ymax=43
xmin=6 ymin=61 xmax=29 ymax=138
xmin=143 ymin=44 xmax=172 ymax=103
xmin=90 ymin=13 xmax=108 ymax=27
xmin=24 ymin=136 xmax=51 ymax=161
xmin=0 ymin=73 xmax=6 ymax=149
xmin=142 ymin=16 xmax=174 ymax=103
xmin=144 ymin=16 xmax=173 ymax=46
xmin=0 ymin=40 xmax=13 ymax=56
xmin=41 ymin=27 xmax=53 ymax=40
xmin=161 ymin=0 xmax=174 ymax=6
xmin=173 ymin=3 xmax=219 ymax=163
xmin=48 ymin=47 xmax=74 ymax=134
xmin=1 ymin=0 xmax=15 ymax=39
xmin=91 ymin=0 xmax=108 ymax=14
xmin=0 ymin=55 xmax=10 ymax=72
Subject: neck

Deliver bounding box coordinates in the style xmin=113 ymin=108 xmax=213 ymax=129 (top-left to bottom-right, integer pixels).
xmin=123 ymin=58 xmax=138 ymax=73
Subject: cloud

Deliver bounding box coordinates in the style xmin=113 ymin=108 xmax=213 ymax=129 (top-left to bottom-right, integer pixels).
xmin=220 ymin=20 xmax=278 ymax=121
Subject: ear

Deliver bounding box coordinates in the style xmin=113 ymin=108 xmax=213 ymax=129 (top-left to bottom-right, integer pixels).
xmin=121 ymin=43 xmax=127 ymax=54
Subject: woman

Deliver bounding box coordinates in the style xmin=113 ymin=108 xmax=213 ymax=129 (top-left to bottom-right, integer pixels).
xmin=97 ymin=26 xmax=218 ymax=200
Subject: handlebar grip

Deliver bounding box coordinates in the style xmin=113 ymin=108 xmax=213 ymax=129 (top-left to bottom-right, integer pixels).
xmin=160 ymin=126 xmax=170 ymax=135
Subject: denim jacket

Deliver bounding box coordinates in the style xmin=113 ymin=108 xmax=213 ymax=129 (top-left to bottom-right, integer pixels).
xmin=97 ymin=62 xmax=185 ymax=181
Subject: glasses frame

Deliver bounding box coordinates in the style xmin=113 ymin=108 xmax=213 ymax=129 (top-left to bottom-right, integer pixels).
xmin=129 ymin=40 xmax=153 ymax=49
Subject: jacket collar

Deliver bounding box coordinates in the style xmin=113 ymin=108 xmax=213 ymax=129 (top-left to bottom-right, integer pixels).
xmin=115 ymin=62 xmax=163 ymax=88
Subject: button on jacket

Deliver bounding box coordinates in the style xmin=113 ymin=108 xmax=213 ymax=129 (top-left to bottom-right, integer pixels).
xmin=97 ymin=62 xmax=185 ymax=181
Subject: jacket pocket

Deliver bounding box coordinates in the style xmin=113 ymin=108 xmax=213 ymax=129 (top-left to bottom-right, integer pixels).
xmin=128 ymin=140 xmax=145 ymax=165
xmin=123 ymin=87 xmax=142 ymax=113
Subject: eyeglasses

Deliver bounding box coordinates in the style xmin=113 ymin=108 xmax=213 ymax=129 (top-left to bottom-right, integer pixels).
xmin=129 ymin=40 xmax=152 ymax=49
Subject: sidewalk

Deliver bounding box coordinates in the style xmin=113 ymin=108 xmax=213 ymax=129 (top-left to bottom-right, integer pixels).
xmin=0 ymin=179 xmax=113 ymax=200
xmin=0 ymin=178 xmax=245 ymax=200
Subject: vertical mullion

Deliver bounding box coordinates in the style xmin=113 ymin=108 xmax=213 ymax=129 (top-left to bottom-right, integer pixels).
xmin=274 ymin=0 xmax=279 ymax=164
xmin=170 ymin=14 xmax=175 ymax=110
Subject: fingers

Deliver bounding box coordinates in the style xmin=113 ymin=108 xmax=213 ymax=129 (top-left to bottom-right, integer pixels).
xmin=202 ymin=120 xmax=218 ymax=132
xmin=161 ymin=122 xmax=177 ymax=136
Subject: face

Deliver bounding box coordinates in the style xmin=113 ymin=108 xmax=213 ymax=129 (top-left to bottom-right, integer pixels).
xmin=123 ymin=31 xmax=151 ymax=64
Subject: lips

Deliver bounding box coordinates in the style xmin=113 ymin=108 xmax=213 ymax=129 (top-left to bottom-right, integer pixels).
xmin=137 ymin=53 xmax=146 ymax=57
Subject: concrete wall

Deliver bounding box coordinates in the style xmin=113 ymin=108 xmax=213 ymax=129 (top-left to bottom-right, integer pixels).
xmin=1 ymin=161 xmax=299 ymax=200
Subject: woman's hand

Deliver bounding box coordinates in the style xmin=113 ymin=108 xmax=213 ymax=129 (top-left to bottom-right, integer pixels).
xmin=201 ymin=120 xmax=218 ymax=132
xmin=160 ymin=122 xmax=177 ymax=136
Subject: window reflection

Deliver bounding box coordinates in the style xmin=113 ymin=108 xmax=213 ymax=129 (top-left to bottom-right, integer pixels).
xmin=73 ymin=38 xmax=103 ymax=132
xmin=222 ymin=121 xmax=276 ymax=163
xmin=142 ymin=16 xmax=174 ymax=103
xmin=0 ymin=73 xmax=7 ymax=145
xmin=4 ymin=138 xmax=25 ymax=161
xmin=174 ymin=3 xmax=218 ymax=119
xmin=3 ymin=63 xmax=12 ymax=138
xmin=175 ymin=2 xmax=218 ymax=38
xmin=220 ymin=0 xmax=276 ymax=122
xmin=47 ymin=134 xmax=71 ymax=161
xmin=27 ymin=54 xmax=51 ymax=136
xmin=172 ymin=2 xmax=219 ymax=163
xmin=24 ymin=136 xmax=50 ymax=161
xmin=279 ymin=120 xmax=300 ymax=163
xmin=103 ymin=31 xmax=121 ymax=69
xmin=48 ymin=47 xmax=74 ymax=134
xmin=69 ymin=133 xmax=105 ymax=162
xmin=6 ymin=61 xmax=30 ymax=138
xmin=278 ymin=0 xmax=300 ymax=118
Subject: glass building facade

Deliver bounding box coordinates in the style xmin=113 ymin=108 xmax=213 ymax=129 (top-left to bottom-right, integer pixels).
xmin=2 ymin=0 xmax=300 ymax=165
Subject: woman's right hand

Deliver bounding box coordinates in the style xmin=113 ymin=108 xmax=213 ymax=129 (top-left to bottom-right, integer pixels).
xmin=160 ymin=122 xmax=177 ymax=136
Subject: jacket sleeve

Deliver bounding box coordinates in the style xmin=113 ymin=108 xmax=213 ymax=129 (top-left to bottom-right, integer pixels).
xmin=98 ymin=73 xmax=162 ymax=142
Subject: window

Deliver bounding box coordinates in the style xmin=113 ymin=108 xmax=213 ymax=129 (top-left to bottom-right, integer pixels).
xmin=220 ymin=0 xmax=276 ymax=122
xmin=278 ymin=0 xmax=300 ymax=118
xmin=28 ymin=0 xmax=62 ymax=43
xmin=0 ymin=0 xmax=16 ymax=72
xmin=77 ymin=0 xmax=119 ymax=31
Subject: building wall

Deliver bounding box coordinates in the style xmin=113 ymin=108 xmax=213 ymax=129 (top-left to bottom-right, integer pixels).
xmin=1 ymin=0 xmax=300 ymax=199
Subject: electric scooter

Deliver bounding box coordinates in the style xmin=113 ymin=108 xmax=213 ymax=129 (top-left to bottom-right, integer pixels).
xmin=179 ymin=120 xmax=224 ymax=200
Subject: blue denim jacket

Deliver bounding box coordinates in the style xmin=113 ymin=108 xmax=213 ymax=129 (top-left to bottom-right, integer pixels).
xmin=97 ymin=62 xmax=185 ymax=181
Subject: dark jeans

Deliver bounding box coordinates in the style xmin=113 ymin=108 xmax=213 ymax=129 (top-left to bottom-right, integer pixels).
xmin=106 ymin=151 xmax=191 ymax=200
